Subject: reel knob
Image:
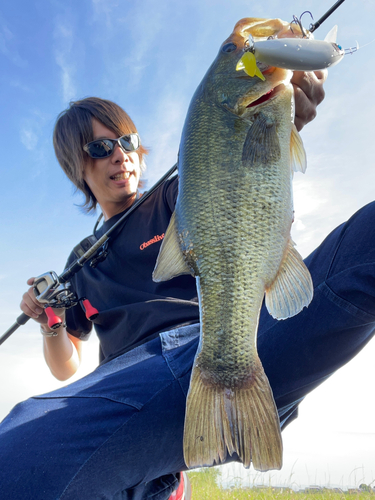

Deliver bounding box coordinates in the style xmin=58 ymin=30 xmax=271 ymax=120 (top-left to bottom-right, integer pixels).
xmin=45 ymin=307 xmax=64 ymax=330
xmin=82 ymin=299 xmax=99 ymax=321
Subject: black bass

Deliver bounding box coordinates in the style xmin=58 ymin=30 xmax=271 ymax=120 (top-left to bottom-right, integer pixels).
xmin=153 ymin=17 xmax=313 ymax=471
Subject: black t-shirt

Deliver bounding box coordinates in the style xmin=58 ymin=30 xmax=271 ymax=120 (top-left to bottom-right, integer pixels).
xmin=65 ymin=177 xmax=199 ymax=364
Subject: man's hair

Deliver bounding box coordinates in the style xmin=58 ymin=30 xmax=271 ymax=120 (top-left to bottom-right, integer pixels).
xmin=53 ymin=97 xmax=148 ymax=213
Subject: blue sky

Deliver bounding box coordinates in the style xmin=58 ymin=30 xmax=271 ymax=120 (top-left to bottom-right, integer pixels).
xmin=1 ymin=0 xmax=375 ymax=489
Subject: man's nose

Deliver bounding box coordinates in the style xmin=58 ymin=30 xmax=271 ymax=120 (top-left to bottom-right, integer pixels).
xmin=111 ymin=141 xmax=129 ymax=162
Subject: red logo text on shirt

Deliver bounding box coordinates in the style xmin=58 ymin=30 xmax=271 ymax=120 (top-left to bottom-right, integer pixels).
xmin=140 ymin=234 xmax=165 ymax=251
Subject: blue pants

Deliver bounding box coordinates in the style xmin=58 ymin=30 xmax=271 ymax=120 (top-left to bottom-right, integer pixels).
xmin=1 ymin=202 xmax=375 ymax=499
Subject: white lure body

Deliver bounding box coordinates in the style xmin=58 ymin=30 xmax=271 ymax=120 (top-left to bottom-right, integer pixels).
xmin=253 ymin=37 xmax=345 ymax=71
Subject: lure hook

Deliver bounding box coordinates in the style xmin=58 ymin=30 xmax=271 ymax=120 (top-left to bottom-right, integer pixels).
xmin=299 ymin=11 xmax=314 ymax=35
xmin=290 ymin=12 xmax=312 ymax=38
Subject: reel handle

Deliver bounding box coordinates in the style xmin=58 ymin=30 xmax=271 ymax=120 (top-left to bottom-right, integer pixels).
xmin=82 ymin=299 xmax=99 ymax=321
xmin=45 ymin=307 xmax=63 ymax=330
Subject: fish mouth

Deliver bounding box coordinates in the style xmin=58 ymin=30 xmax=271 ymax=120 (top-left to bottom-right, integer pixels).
xmin=246 ymin=83 xmax=285 ymax=109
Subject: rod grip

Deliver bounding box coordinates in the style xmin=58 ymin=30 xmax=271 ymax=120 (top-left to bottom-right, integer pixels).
xmin=16 ymin=313 xmax=30 ymax=326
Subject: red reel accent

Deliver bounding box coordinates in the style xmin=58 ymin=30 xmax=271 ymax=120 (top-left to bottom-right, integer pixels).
xmin=82 ymin=299 xmax=99 ymax=321
xmin=45 ymin=307 xmax=63 ymax=330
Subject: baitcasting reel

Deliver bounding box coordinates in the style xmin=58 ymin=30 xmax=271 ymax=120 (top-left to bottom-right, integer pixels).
xmin=33 ymin=271 xmax=98 ymax=330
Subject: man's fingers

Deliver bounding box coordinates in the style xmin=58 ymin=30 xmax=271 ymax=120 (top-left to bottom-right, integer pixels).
xmin=292 ymin=70 xmax=327 ymax=131
xmin=21 ymin=302 xmax=41 ymax=320
xmin=293 ymin=84 xmax=317 ymax=131
xmin=21 ymin=289 xmax=44 ymax=319
xmin=314 ymin=69 xmax=328 ymax=84
xmin=292 ymin=70 xmax=327 ymax=105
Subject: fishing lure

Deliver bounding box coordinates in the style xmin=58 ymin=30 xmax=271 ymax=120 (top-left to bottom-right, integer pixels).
xmin=236 ymin=26 xmax=347 ymax=80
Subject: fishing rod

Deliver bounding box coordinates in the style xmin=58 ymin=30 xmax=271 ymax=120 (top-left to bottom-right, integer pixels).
xmin=309 ymin=0 xmax=346 ymax=33
xmin=0 ymin=163 xmax=178 ymax=346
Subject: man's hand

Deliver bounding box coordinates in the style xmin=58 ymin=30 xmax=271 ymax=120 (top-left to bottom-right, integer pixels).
xmin=20 ymin=277 xmax=66 ymax=326
xmin=292 ymin=70 xmax=328 ymax=131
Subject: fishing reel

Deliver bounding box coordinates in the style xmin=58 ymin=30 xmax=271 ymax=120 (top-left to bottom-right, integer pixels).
xmin=33 ymin=272 xmax=78 ymax=329
xmin=33 ymin=271 xmax=99 ymax=330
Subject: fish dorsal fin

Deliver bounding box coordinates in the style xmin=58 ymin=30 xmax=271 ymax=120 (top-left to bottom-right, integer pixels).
xmin=152 ymin=211 xmax=193 ymax=282
xmin=290 ymin=123 xmax=307 ymax=173
xmin=265 ymin=238 xmax=313 ymax=319
xmin=324 ymin=25 xmax=338 ymax=43
xmin=242 ymin=112 xmax=281 ymax=167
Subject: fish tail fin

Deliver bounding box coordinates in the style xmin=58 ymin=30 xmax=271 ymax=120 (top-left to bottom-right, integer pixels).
xmin=183 ymin=360 xmax=282 ymax=471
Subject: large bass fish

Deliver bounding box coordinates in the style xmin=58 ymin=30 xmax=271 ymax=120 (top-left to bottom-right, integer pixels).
xmin=153 ymin=17 xmax=313 ymax=471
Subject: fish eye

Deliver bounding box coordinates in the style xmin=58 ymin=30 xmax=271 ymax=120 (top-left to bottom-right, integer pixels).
xmin=221 ymin=42 xmax=237 ymax=53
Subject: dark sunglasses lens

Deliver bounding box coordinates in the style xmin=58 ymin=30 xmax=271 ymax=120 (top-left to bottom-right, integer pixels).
xmin=87 ymin=139 xmax=114 ymax=158
xmin=119 ymin=134 xmax=139 ymax=152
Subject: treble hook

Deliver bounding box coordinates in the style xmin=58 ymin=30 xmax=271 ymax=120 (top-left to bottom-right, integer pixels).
xmin=290 ymin=11 xmax=313 ymax=38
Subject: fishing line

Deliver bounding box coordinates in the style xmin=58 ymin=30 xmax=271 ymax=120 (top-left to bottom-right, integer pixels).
xmin=350 ymin=39 xmax=375 ymax=51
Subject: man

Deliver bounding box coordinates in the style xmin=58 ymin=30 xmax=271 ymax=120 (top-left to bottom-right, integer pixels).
xmin=2 ymin=70 xmax=374 ymax=499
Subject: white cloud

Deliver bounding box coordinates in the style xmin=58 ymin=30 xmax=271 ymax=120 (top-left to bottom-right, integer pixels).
xmin=87 ymin=0 xmax=168 ymax=92
xmin=20 ymin=127 xmax=38 ymax=151
xmin=91 ymin=0 xmax=119 ymax=29
xmin=53 ymin=21 xmax=77 ymax=103
xmin=9 ymin=80 xmax=32 ymax=93
xmin=142 ymin=92 xmax=188 ymax=187
xmin=0 ymin=11 xmax=27 ymax=68
xmin=17 ymin=109 xmax=51 ymax=176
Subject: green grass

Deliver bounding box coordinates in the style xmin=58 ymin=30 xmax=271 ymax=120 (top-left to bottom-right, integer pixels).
xmin=186 ymin=469 xmax=374 ymax=499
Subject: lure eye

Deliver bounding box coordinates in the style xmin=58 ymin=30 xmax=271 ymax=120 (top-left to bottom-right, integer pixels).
xmin=221 ymin=42 xmax=237 ymax=53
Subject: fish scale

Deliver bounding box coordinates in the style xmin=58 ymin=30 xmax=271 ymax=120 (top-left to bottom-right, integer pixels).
xmin=153 ymin=17 xmax=313 ymax=471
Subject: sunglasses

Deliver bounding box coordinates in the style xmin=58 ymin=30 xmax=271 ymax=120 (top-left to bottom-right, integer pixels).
xmin=83 ymin=133 xmax=141 ymax=159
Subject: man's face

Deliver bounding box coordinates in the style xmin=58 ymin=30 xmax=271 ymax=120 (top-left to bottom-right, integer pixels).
xmin=83 ymin=118 xmax=141 ymax=220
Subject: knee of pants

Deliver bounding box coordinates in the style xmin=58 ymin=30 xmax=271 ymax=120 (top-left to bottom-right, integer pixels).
xmin=303 ymin=201 xmax=375 ymax=317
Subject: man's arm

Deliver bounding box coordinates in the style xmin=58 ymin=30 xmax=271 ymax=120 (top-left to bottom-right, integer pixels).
xmin=20 ymin=277 xmax=83 ymax=381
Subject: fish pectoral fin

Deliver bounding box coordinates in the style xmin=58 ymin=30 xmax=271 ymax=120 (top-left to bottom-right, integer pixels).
xmin=265 ymin=238 xmax=313 ymax=319
xmin=183 ymin=361 xmax=283 ymax=471
xmin=152 ymin=211 xmax=193 ymax=282
xmin=290 ymin=124 xmax=307 ymax=173
xmin=242 ymin=112 xmax=281 ymax=167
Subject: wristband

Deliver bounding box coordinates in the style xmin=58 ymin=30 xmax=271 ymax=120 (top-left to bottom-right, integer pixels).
xmin=40 ymin=322 xmax=66 ymax=337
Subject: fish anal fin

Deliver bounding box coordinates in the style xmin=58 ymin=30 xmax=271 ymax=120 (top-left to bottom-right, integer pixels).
xmin=290 ymin=123 xmax=307 ymax=173
xmin=183 ymin=361 xmax=283 ymax=471
xmin=242 ymin=112 xmax=281 ymax=167
xmin=152 ymin=211 xmax=193 ymax=282
xmin=265 ymin=238 xmax=313 ymax=319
